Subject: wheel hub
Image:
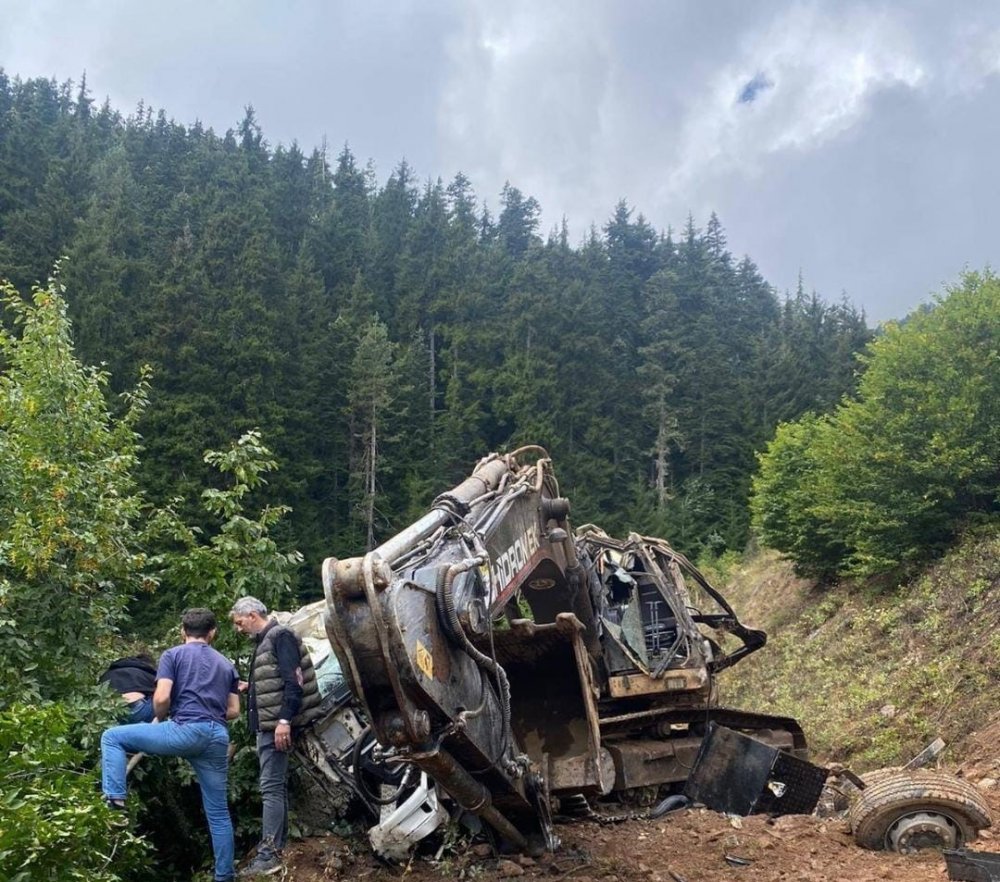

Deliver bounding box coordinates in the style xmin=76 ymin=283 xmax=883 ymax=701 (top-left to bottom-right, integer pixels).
xmin=887 ymin=811 xmax=960 ymax=854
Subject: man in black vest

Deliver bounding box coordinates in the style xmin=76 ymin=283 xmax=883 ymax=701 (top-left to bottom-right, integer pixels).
xmin=230 ymin=596 xmax=321 ymax=877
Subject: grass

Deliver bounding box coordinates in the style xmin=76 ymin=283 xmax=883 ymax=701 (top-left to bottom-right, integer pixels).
xmin=715 ymin=526 xmax=1000 ymax=770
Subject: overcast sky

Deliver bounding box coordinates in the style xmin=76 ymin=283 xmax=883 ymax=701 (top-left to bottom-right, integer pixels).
xmin=2 ymin=0 xmax=999 ymax=323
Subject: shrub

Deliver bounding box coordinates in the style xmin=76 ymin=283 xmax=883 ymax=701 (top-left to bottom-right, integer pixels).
xmin=0 ymin=702 xmax=148 ymax=882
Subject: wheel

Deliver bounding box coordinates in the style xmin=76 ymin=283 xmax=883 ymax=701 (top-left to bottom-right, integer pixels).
xmin=555 ymin=793 xmax=592 ymax=818
xmin=849 ymin=770 xmax=991 ymax=853
xmin=859 ymin=766 xmax=903 ymax=788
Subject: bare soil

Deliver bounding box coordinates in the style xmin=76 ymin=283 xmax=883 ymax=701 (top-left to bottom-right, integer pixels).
xmin=272 ymin=715 xmax=1000 ymax=882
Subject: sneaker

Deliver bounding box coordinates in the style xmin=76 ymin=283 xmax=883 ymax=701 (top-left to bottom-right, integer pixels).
xmin=237 ymin=854 xmax=282 ymax=877
xmin=104 ymin=799 xmax=128 ymax=827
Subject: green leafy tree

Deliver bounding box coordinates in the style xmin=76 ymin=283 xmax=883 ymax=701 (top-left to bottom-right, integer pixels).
xmin=753 ymin=270 xmax=1000 ymax=577
xmin=750 ymin=413 xmax=848 ymax=577
xmin=0 ymin=268 xmax=149 ymax=703
xmin=0 ymin=268 xmax=151 ymax=881
xmin=144 ymin=429 xmax=303 ymax=651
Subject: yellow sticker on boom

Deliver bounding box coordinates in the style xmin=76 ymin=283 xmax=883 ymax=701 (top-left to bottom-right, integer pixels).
xmin=415 ymin=640 xmax=434 ymax=679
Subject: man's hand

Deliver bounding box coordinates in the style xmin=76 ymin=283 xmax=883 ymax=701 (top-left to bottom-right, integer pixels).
xmin=275 ymin=721 xmax=292 ymax=751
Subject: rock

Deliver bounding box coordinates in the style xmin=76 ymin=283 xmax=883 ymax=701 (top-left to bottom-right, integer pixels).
xmin=879 ymin=704 xmax=896 ymax=718
xmin=497 ymin=859 xmax=525 ymax=877
xmin=472 ymin=844 xmax=493 ymax=858
xmin=977 ymin=778 xmax=997 ymax=790
xmin=516 ymin=855 xmax=536 ymax=867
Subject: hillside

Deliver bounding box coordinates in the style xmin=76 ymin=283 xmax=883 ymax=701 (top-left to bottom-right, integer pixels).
xmin=719 ymin=527 xmax=1000 ymax=769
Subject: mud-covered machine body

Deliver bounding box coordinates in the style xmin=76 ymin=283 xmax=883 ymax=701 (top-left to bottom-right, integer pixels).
xmin=323 ymin=449 xmax=804 ymax=850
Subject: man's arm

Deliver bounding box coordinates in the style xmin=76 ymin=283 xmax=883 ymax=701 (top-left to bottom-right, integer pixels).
xmin=153 ymin=678 xmax=173 ymax=721
xmin=226 ymin=690 xmax=241 ymax=721
xmin=274 ymin=630 xmax=305 ymax=722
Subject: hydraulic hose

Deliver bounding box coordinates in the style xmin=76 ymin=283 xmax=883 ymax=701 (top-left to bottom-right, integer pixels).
xmin=435 ymin=560 xmax=513 ymax=754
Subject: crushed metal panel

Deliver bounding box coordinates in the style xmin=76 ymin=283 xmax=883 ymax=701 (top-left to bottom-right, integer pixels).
xmin=683 ymin=722 xmax=827 ymax=816
xmin=368 ymin=772 xmax=449 ymax=862
xmin=943 ymin=848 xmax=1000 ymax=881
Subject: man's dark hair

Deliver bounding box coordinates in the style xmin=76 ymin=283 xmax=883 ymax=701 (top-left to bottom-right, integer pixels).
xmin=181 ymin=607 xmax=217 ymax=638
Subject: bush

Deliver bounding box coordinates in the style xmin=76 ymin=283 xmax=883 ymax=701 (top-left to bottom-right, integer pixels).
xmin=0 ymin=702 xmax=149 ymax=882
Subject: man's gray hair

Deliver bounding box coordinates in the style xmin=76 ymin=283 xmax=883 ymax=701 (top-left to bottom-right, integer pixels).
xmin=230 ymin=596 xmax=268 ymax=617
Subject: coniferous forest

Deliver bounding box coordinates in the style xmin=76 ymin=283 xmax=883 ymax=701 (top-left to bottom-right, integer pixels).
xmin=0 ymin=72 xmax=872 ymax=600
xmin=12 ymin=68 xmax=1000 ymax=882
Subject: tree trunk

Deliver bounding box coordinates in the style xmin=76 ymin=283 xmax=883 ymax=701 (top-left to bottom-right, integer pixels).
xmin=366 ymin=406 xmax=377 ymax=551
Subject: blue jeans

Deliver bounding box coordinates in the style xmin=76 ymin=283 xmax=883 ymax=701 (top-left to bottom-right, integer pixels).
xmin=256 ymin=731 xmax=290 ymax=859
xmin=124 ymin=697 xmax=154 ymax=725
xmin=101 ymin=720 xmax=234 ymax=881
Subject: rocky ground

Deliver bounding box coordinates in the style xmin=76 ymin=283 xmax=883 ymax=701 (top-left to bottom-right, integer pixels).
xmin=269 ymin=715 xmax=1000 ymax=882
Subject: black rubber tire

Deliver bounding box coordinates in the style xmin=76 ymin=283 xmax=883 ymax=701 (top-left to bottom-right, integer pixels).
xmin=859 ymin=766 xmax=904 ymax=788
xmin=849 ymin=769 xmax=991 ymax=851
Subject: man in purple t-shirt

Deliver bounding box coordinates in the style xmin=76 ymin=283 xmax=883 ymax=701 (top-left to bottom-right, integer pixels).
xmin=100 ymin=608 xmax=240 ymax=882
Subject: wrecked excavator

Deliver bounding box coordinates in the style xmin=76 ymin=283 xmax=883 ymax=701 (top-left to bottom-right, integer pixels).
xmin=319 ymin=447 xmax=808 ymax=852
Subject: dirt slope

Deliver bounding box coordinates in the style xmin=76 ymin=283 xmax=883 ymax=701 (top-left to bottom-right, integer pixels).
xmin=279 ymin=786 xmax=993 ymax=882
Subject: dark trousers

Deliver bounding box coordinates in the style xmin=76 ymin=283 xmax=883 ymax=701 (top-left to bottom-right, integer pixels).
xmin=256 ymin=730 xmax=289 ymax=858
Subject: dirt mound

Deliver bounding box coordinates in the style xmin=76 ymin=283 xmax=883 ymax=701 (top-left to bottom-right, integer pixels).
xmin=279 ymin=771 xmax=1000 ymax=882
xmin=956 ymin=713 xmax=1000 ymax=783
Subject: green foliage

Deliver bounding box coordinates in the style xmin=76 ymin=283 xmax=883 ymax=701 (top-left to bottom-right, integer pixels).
xmin=0 ymin=268 xmax=149 ymax=705
xmin=0 ymin=264 xmax=305 ymax=878
xmin=750 ymin=414 xmax=848 ymax=577
xmin=0 ymin=701 xmax=149 ymax=882
xmin=753 ymin=271 xmax=1000 ymax=577
xmin=725 ymin=529 xmax=1000 ymax=768
xmin=345 ymin=316 xmax=409 ymax=551
xmin=145 ymin=429 xmax=303 ymax=657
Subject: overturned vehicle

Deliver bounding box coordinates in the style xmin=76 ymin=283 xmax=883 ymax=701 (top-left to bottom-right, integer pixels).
xmin=291 ymin=448 xmax=991 ymax=858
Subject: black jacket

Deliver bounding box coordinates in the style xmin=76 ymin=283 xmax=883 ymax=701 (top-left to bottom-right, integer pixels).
xmin=99 ymin=656 xmax=157 ymax=696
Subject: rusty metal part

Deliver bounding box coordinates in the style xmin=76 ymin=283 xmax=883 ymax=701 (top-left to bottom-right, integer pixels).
xmin=606 ymin=736 xmax=703 ymax=791
xmin=684 ymin=723 xmax=828 ymax=817
xmin=905 ymin=737 xmax=947 ymax=770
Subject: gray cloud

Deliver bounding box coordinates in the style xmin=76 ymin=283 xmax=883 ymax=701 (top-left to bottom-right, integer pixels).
xmin=1 ymin=0 xmax=998 ymax=321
